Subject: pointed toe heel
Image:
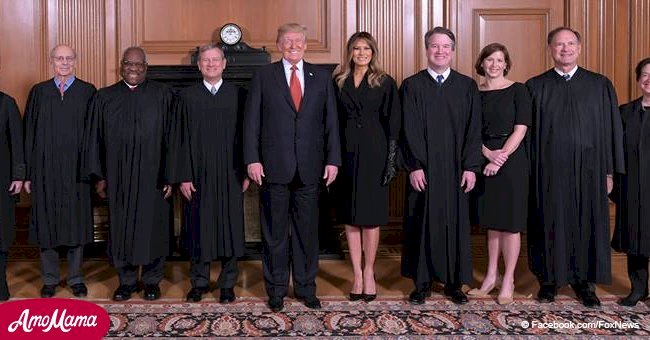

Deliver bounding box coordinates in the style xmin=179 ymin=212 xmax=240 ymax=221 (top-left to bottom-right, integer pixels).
xmin=348 ymin=292 xmax=364 ymax=301
xmin=497 ymin=295 xmax=514 ymax=305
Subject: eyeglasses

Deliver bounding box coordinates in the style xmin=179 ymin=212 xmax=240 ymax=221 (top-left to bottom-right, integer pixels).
xmin=52 ymin=56 xmax=75 ymax=63
xmin=121 ymin=61 xmax=147 ymax=68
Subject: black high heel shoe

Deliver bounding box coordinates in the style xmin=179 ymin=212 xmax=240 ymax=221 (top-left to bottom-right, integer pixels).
xmin=362 ymin=273 xmax=377 ymax=302
xmin=362 ymin=293 xmax=376 ymax=302
xmin=349 ymin=292 xmax=364 ymax=301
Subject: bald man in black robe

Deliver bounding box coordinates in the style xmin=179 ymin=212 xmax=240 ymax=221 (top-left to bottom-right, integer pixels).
xmin=24 ymin=44 xmax=95 ymax=298
xmin=83 ymin=47 xmax=176 ymax=301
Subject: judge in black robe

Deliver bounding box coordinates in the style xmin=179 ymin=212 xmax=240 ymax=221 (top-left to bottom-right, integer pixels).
xmin=24 ymin=45 xmax=95 ymax=298
xmin=400 ymin=27 xmax=482 ymax=305
xmin=611 ymin=57 xmax=650 ymax=306
xmin=526 ymin=27 xmax=624 ymax=307
xmin=170 ymin=44 xmax=248 ymax=303
xmin=82 ymin=47 xmax=175 ymax=301
xmin=0 ymin=91 xmax=24 ymax=300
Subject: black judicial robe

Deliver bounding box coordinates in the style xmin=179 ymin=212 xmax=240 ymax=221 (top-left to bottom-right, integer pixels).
xmin=526 ymin=68 xmax=624 ymax=286
xmin=24 ymin=79 xmax=96 ymax=248
xmin=400 ymin=70 xmax=482 ymax=286
xmin=611 ymin=99 xmax=650 ymax=257
xmin=0 ymin=92 xmax=24 ymax=251
xmin=171 ymin=82 xmax=246 ymax=260
xmin=82 ymin=80 xmax=175 ymax=265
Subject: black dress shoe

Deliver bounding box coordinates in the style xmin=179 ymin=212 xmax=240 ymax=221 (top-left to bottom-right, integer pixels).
xmin=618 ymin=292 xmax=649 ymax=307
xmin=70 ymin=283 xmax=88 ymax=297
xmin=537 ymin=285 xmax=556 ymax=303
xmin=219 ymin=288 xmax=236 ymax=303
xmin=268 ymin=296 xmax=284 ymax=312
xmin=298 ymin=295 xmax=322 ymax=309
xmin=143 ymin=284 xmax=161 ymax=301
xmin=348 ymin=292 xmax=364 ymax=301
xmin=408 ymin=289 xmax=431 ymax=305
xmin=577 ymin=290 xmax=601 ymax=308
xmin=444 ymin=287 xmax=468 ymax=305
xmin=113 ymin=284 xmax=140 ymax=301
xmin=40 ymin=284 xmax=57 ymax=298
xmin=362 ymin=293 xmax=377 ymax=302
xmin=186 ymin=287 xmax=207 ymax=302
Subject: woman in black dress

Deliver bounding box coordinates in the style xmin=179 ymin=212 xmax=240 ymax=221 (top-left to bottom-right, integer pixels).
xmin=0 ymin=85 xmax=24 ymax=300
xmin=467 ymin=43 xmax=531 ymax=304
xmin=611 ymin=57 xmax=650 ymax=307
xmin=333 ymin=32 xmax=400 ymax=301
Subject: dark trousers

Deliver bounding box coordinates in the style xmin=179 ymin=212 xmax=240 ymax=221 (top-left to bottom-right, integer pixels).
xmin=0 ymin=251 xmax=6 ymax=281
xmin=0 ymin=251 xmax=7 ymax=298
xmin=114 ymin=256 xmax=165 ymax=286
xmin=260 ymin=173 xmax=320 ymax=298
xmin=40 ymin=245 xmax=84 ymax=286
xmin=537 ymin=279 xmax=595 ymax=296
xmin=627 ymin=254 xmax=649 ymax=296
xmin=190 ymin=256 xmax=238 ymax=289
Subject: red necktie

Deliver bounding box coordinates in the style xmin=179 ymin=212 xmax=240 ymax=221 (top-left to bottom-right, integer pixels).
xmin=290 ymin=65 xmax=302 ymax=111
xmin=59 ymin=80 xmax=65 ymax=96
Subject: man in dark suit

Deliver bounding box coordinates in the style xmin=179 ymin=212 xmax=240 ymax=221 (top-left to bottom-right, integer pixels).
xmin=243 ymin=22 xmax=341 ymax=312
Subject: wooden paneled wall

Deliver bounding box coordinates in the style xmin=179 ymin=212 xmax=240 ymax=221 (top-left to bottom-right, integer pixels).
xmin=2 ymin=0 xmax=649 ymax=106
xmin=1 ymin=0 xmax=649 ymax=217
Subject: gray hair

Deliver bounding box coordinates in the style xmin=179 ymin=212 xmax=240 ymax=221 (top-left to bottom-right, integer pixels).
xmin=50 ymin=44 xmax=77 ymax=59
xmin=198 ymin=43 xmax=225 ymax=59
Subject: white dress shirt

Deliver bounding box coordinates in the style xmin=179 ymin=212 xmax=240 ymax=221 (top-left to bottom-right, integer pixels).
xmin=427 ymin=67 xmax=451 ymax=84
xmin=282 ymin=58 xmax=305 ymax=94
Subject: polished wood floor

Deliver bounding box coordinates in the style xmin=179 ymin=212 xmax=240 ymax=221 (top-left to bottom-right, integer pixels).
xmin=5 ymin=249 xmax=634 ymax=302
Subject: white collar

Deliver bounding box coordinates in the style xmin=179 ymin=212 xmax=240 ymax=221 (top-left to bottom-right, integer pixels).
xmin=282 ymin=58 xmax=304 ymax=71
xmin=123 ymin=81 xmax=138 ymax=89
xmin=203 ymin=79 xmax=223 ymax=93
xmin=554 ymin=65 xmax=578 ymax=78
xmin=427 ymin=67 xmax=451 ymax=82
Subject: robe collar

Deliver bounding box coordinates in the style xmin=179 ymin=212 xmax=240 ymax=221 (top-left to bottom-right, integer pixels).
xmin=203 ymin=78 xmax=223 ymax=94
xmin=427 ymin=67 xmax=451 ymax=83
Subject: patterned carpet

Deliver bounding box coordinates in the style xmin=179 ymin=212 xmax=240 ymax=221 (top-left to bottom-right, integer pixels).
xmin=100 ymin=295 xmax=650 ymax=339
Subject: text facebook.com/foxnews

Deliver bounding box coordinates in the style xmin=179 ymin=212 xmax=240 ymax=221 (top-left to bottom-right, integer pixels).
xmin=520 ymin=320 xmax=640 ymax=330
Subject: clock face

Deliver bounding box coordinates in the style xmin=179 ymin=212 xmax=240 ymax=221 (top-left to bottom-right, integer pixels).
xmin=220 ymin=24 xmax=242 ymax=45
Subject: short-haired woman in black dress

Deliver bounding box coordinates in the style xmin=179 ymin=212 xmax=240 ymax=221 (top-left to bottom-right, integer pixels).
xmin=611 ymin=57 xmax=650 ymax=306
xmin=467 ymin=43 xmax=532 ymax=305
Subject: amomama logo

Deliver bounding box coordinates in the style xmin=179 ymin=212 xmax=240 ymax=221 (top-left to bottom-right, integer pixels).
xmin=0 ymin=298 xmax=110 ymax=339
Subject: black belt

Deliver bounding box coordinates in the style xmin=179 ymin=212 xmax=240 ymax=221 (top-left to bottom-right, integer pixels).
xmin=483 ymin=133 xmax=510 ymax=139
